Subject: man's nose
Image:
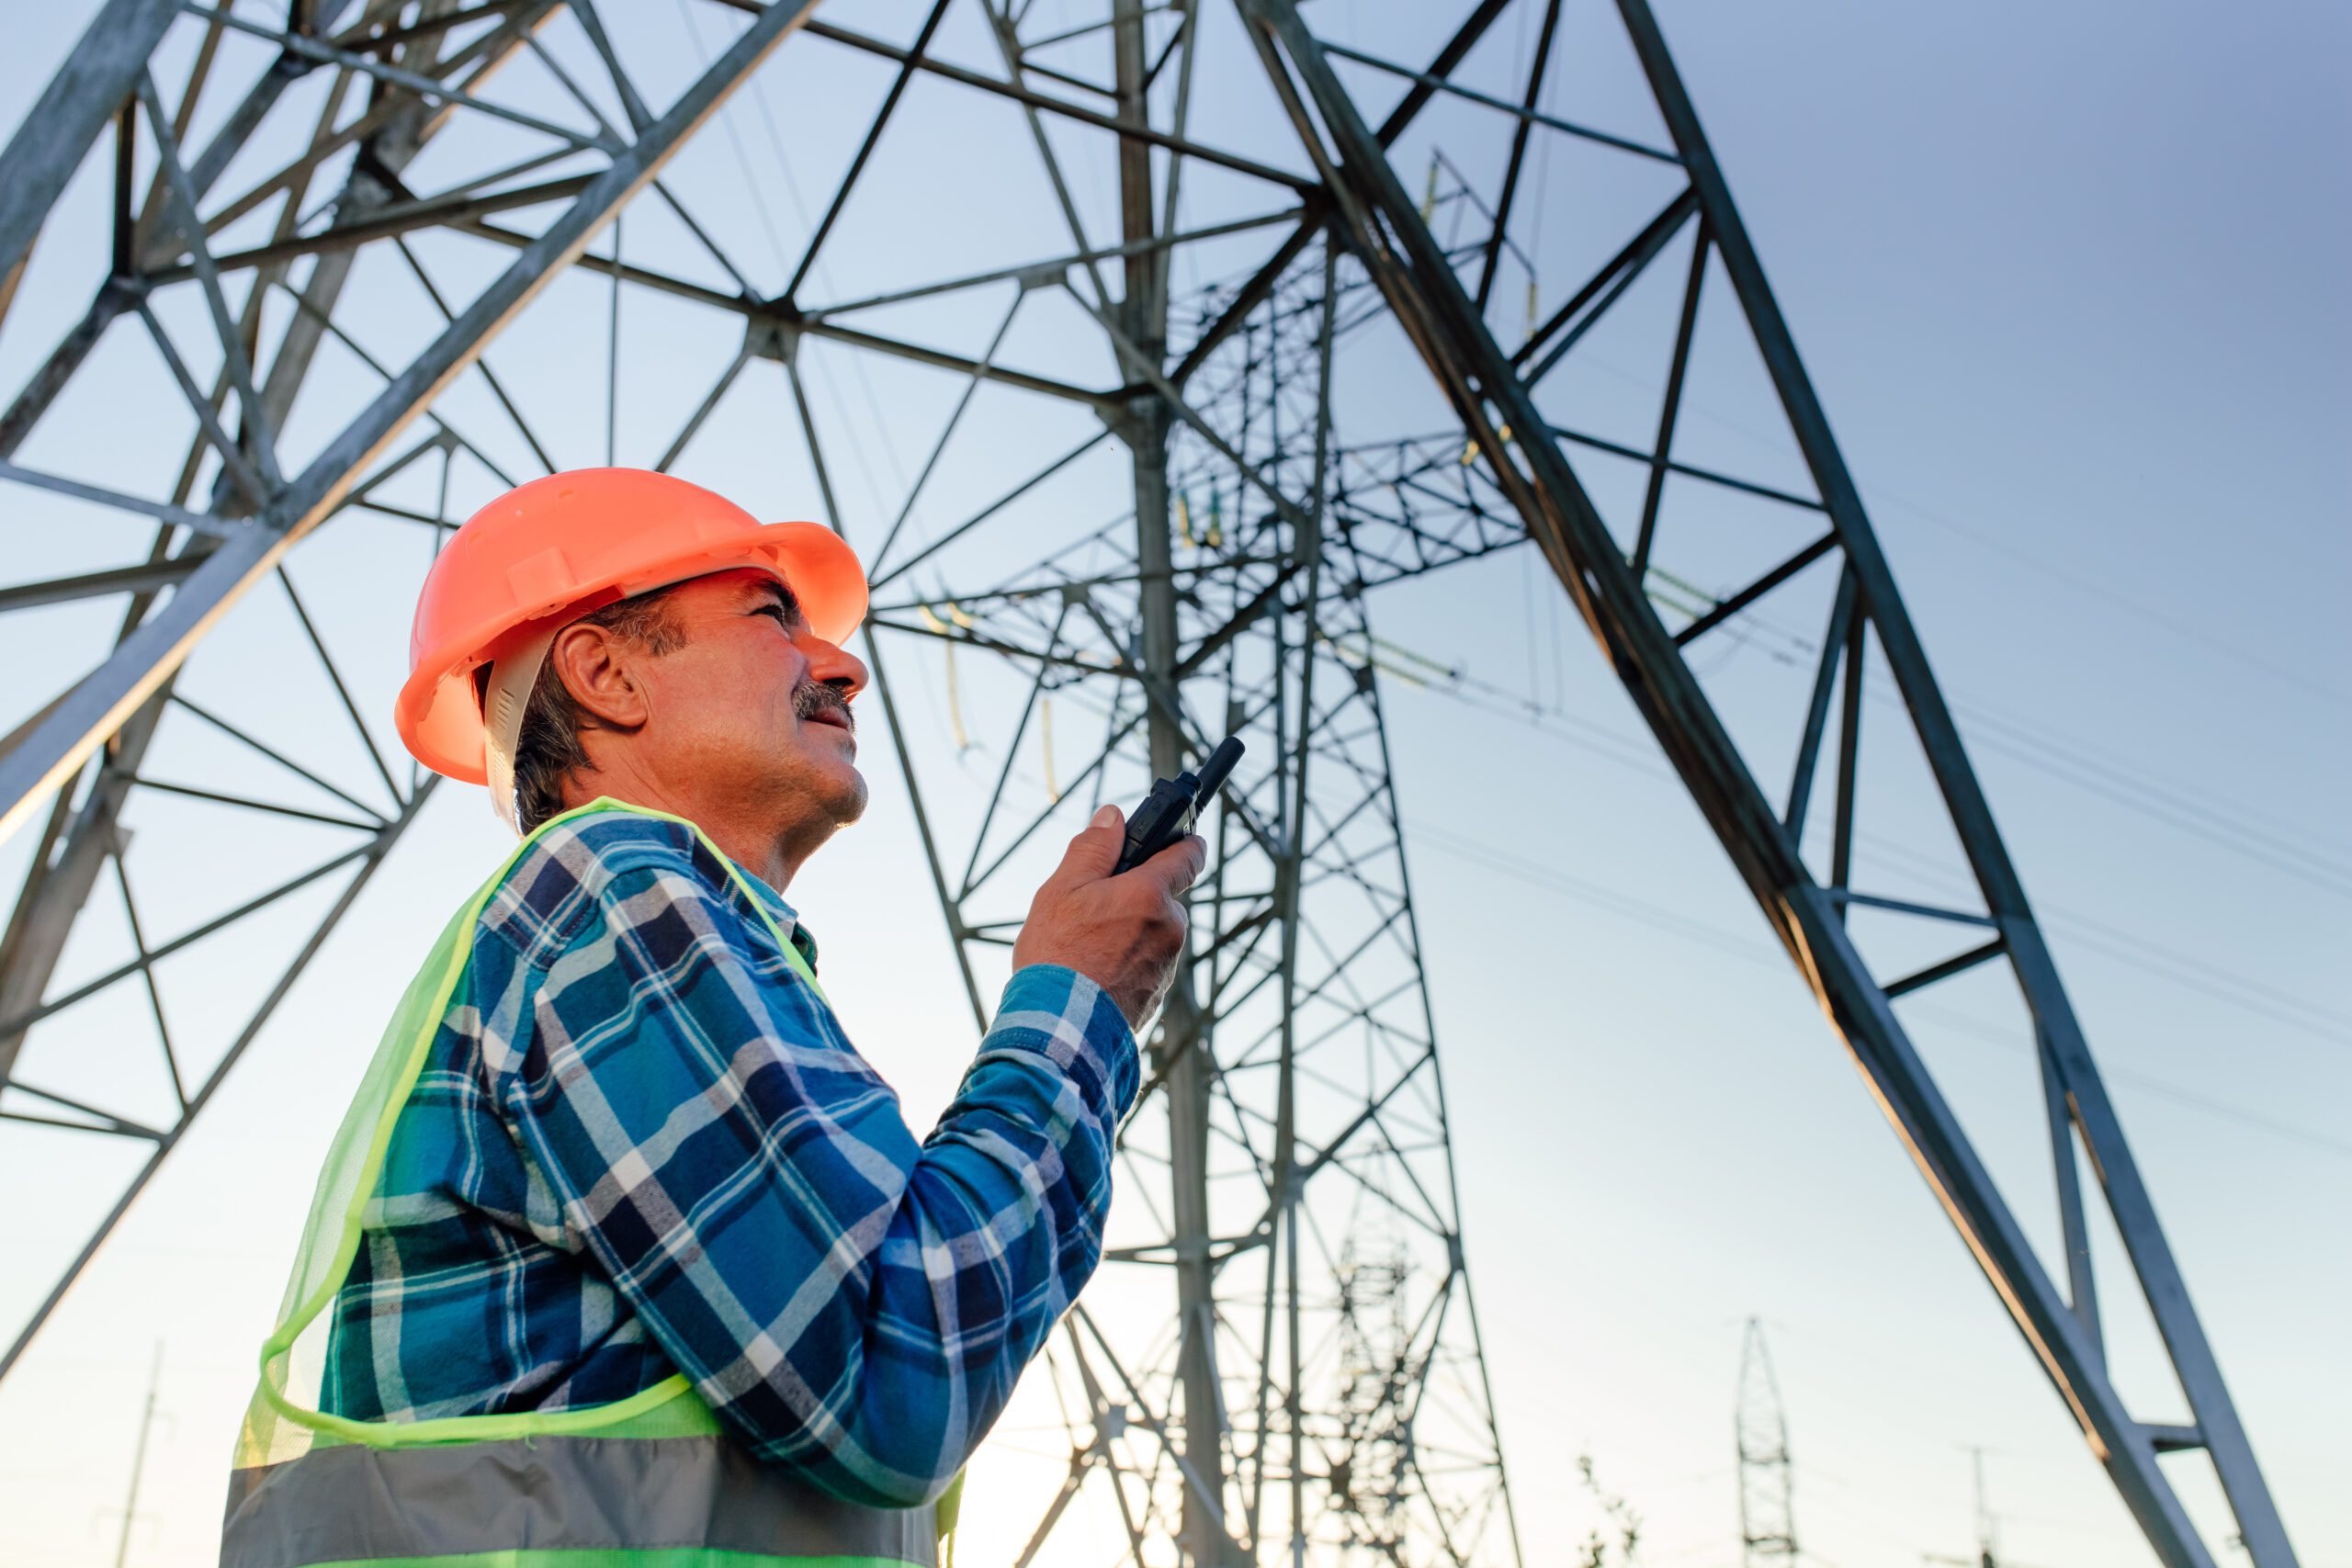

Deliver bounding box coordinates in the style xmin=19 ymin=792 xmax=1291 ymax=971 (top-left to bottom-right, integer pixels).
xmin=800 ymin=633 xmax=869 ymax=700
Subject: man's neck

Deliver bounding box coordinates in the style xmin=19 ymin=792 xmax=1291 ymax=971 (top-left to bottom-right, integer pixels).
xmin=560 ymin=768 xmax=820 ymax=891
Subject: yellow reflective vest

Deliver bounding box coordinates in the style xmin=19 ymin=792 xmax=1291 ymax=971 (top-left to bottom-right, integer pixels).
xmin=221 ymin=800 xmax=960 ymax=1567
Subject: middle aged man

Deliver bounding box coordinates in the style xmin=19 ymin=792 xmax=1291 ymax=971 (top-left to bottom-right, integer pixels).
xmin=220 ymin=468 xmax=1204 ymax=1568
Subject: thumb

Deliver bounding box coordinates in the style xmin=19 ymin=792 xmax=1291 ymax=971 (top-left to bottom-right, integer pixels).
xmin=1057 ymin=803 xmax=1126 ymax=883
xmin=1140 ymin=831 xmax=1209 ymax=897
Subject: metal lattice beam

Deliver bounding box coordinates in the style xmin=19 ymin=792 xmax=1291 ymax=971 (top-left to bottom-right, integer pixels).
xmin=1238 ymin=1 xmax=2296 ymax=1562
xmin=0 ymin=4 xmax=2299 ymax=1565
xmin=0 ymin=6 xmax=1524 ymax=1562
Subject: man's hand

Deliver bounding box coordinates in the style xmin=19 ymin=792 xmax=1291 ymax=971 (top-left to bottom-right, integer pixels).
xmin=1012 ymin=804 xmax=1206 ymax=1029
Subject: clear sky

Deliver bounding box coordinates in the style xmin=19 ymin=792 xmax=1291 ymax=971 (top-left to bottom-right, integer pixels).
xmin=0 ymin=3 xmax=2343 ymax=1566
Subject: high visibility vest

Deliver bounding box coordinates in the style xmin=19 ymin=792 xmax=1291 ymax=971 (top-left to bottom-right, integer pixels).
xmin=223 ymin=798 xmax=962 ymax=1568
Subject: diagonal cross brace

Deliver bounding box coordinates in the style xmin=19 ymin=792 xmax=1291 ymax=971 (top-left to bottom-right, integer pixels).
xmin=0 ymin=0 xmax=827 ymax=849
xmin=0 ymin=0 xmax=178 ymax=288
xmin=1235 ymin=1 xmax=2298 ymax=1564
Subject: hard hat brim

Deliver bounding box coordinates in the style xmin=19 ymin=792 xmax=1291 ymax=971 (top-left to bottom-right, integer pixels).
xmin=395 ymin=519 xmax=867 ymax=785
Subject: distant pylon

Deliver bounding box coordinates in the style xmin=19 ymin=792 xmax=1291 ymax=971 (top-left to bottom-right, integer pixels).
xmin=109 ymin=1342 xmax=164 ymax=1568
xmin=1927 ymin=1448 xmax=2009 ymax=1568
xmin=1971 ymin=1447 xmax=2000 ymax=1568
xmin=1736 ymin=1319 xmax=1799 ymax=1568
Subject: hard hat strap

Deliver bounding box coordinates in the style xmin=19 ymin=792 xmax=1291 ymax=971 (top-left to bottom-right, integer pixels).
xmin=481 ymin=625 xmax=558 ymax=834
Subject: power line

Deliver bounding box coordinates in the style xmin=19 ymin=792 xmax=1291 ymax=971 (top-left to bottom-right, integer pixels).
xmin=1622 ymin=562 xmax=2352 ymax=897
xmin=1400 ymin=816 xmax=2352 ymax=1160
xmin=1569 ymin=348 xmax=2352 ymax=716
xmin=1939 ymin=693 xmax=2350 ymax=864
xmin=1904 ymin=1000 xmax=2352 ymax=1159
xmin=1856 ymin=832 xmax=2352 ymax=1049
xmin=1372 ymin=625 xmax=2352 ymax=1046
xmin=1871 ymin=484 xmax=2351 ymax=718
xmin=1408 ymin=815 xmax=1767 ymax=962
xmin=1928 ymin=700 xmax=2352 ymax=900
xmin=1367 ymin=525 xmax=2352 ymax=904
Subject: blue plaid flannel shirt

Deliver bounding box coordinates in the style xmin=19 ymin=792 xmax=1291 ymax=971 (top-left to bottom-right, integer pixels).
xmin=323 ymin=808 xmax=1138 ymax=1507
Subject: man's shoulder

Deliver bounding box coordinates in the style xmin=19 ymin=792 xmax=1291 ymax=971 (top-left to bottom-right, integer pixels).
xmin=478 ymin=807 xmax=727 ymax=966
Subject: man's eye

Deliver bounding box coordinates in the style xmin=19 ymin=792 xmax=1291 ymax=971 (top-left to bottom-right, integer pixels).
xmin=754 ymin=604 xmax=790 ymax=626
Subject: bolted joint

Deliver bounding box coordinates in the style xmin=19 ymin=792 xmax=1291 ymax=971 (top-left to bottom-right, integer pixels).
xmin=742 ymin=318 xmax=801 ymax=365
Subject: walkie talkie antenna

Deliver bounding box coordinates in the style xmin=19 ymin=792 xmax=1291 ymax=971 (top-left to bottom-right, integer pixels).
xmin=1114 ymin=735 xmax=1246 ymax=874
xmin=1191 ymin=737 xmax=1244 ymax=804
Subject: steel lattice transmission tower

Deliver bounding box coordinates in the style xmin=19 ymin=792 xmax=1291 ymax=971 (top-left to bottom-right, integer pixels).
xmin=1735 ymin=1320 xmax=1796 ymax=1568
xmin=0 ymin=3 xmax=2300 ymax=1566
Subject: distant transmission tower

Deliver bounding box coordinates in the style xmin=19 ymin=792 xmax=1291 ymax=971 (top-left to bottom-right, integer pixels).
xmin=108 ymin=1343 xmax=165 ymax=1568
xmin=1926 ymin=1449 xmax=2012 ymax=1568
xmin=1330 ymin=1226 xmax=1419 ymax=1555
xmin=1736 ymin=1320 xmax=1798 ymax=1568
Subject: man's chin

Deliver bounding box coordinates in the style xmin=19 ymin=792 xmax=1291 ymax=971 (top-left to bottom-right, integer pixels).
xmin=823 ymin=766 xmax=869 ymax=827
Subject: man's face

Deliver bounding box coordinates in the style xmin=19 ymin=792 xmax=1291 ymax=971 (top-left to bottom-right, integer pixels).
xmin=631 ymin=568 xmax=870 ymax=835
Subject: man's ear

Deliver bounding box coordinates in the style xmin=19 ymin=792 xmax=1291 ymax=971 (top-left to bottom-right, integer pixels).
xmin=548 ymin=621 xmax=650 ymax=732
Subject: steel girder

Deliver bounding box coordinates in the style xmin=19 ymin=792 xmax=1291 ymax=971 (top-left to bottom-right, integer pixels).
xmin=0 ymin=2 xmax=2297 ymax=1565
xmin=0 ymin=0 xmax=820 ymax=845
xmin=758 ymin=5 xmax=1527 ymax=1555
xmin=0 ymin=4 xmax=1524 ymax=1562
xmin=0 ymin=0 xmax=182 ymax=294
xmin=0 ymin=0 xmax=821 ymax=1377
xmin=1238 ymin=1 xmax=2295 ymax=1564
xmin=853 ymin=254 xmax=1526 ymax=1563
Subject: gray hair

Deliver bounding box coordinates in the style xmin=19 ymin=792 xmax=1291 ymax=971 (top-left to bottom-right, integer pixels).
xmin=508 ymin=583 xmax=691 ymax=835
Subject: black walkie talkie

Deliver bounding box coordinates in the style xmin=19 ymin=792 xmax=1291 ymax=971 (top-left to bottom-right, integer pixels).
xmin=1114 ymin=736 xmax=1245 ymax=874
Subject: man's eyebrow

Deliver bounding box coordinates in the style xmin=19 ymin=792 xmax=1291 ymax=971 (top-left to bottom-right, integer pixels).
xmin=743 ymin=578 xmax=803 ymax=616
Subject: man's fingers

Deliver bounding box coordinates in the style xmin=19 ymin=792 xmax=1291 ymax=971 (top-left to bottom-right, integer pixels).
xmin=1057 ymin=803 xmax=1126 ymax=884
xmin=1144 ymin=833 xmax=1208 ymax=897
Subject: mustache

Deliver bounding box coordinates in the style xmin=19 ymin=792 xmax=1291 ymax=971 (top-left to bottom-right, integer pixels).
xmin=795 ymin=681 xmax=855 ymax=731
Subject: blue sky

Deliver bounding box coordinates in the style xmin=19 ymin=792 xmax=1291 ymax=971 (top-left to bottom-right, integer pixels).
xmin=0 ymin=3 xmax=2343 ymax=1565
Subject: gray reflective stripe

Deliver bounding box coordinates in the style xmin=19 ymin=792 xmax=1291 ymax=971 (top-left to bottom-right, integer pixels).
xmin=220 ymin=1435 xmax=938 ymax=1568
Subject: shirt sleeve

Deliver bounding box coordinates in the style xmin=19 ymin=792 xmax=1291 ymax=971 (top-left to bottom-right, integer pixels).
xmin=484 ymin=838 xmax=1137 ymax=1508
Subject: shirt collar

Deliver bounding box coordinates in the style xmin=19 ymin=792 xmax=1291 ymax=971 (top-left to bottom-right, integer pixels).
xmin=729 ymin=862 xmax=820 ymax=973
xmin=575 ymin=797 xmax=822 ymax=972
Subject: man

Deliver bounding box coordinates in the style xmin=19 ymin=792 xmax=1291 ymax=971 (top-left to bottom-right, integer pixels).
xmin=221 ymin=468 xmax=1204 ymax=1568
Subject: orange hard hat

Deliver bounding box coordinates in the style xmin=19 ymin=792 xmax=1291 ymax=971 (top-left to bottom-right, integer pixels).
xmin=395 ymin=468 xmax=867 ymax=786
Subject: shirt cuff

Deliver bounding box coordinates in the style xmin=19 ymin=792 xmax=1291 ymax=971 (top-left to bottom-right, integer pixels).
xmin=993 ymin=964 xmax=1141 ymax=1121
